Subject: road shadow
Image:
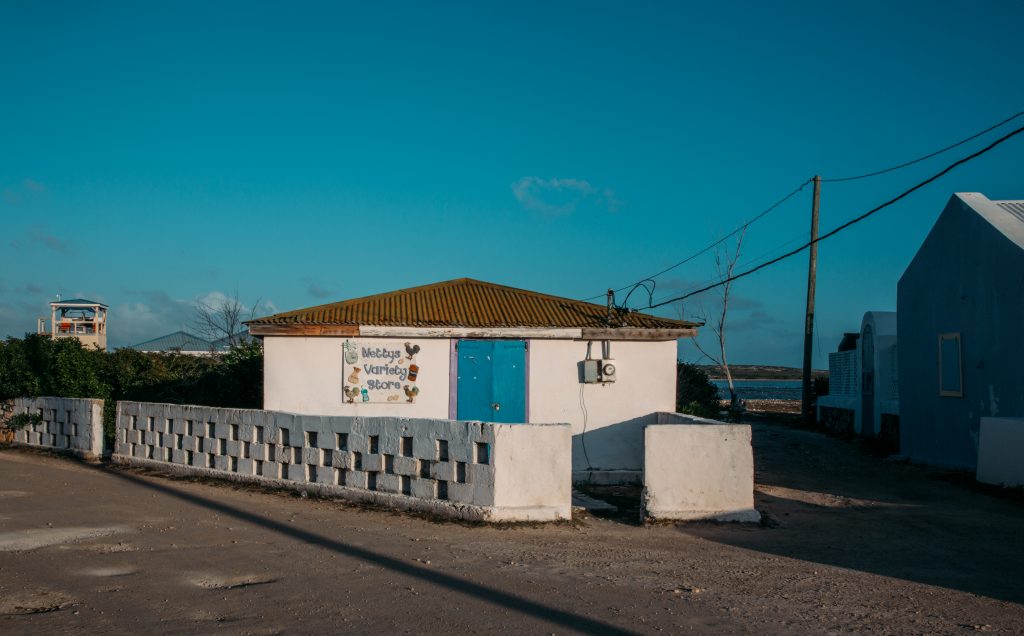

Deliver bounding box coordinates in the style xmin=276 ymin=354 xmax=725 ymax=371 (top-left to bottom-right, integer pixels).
xmin=96 ymin=464 xmax=638 ymax=636
xmin=678 ymin=422 xmax=1024 ymax=605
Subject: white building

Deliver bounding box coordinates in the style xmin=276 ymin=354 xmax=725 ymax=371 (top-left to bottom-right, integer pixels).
xmin=898 ymin=193 xmax=1024 ymax=481
xmin=817 ymin=311 xmax=899 ymax=447
xmin=246 ymin=278 xmax=699 ymax=484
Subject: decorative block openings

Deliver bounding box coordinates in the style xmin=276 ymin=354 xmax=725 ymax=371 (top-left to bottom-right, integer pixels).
xmin=112 ymin=402 xmax=571 ymax=521
xmin=2 ymin=397 xmax=104 ymax=460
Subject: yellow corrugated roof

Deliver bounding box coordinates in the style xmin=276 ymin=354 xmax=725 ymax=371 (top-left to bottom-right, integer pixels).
xmin=247 ymin=278 xmax=697 ymax=329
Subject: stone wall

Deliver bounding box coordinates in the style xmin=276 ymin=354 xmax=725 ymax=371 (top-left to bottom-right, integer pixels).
xmin=819 ymin=404 xmax=856 ymax=436
xmin=1 ymin=397 xmax=105 ymax=460
xmin=111 ymin=402 xmax=571 ymax=522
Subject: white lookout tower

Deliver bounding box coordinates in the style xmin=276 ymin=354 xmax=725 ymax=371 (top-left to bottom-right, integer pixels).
xmin=37 ymin=297 xmax=109 ymax=351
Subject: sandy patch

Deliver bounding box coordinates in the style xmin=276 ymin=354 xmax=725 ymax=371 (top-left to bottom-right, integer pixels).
xmin=0 ymin=526 xmax=132 ymax=552
xmin=78 ymin=566 xmax=139 ymax=577
xmin=0 ymin=587 xmax=75 ymax=615
xmin=757 ymin=485 xmax=917 ymax=509
xmin=187 ymin=573 xmax=278 ymax=589
xmin=59 ymin=541 xmax=138 ymax=553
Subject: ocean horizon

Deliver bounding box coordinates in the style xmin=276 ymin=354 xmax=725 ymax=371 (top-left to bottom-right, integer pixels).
xmin=712 ymin=379 xmax=803 ymax=401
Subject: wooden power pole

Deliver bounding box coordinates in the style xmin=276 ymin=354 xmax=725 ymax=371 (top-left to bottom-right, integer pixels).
xmin=801 ymin=176 xmax=821 ymax=425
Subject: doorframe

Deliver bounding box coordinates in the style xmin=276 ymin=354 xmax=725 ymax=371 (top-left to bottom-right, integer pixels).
xmin=448 ymin=338 xmax=530 ymax=422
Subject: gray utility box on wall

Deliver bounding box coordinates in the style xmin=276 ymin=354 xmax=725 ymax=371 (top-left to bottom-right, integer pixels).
xmin=581 ymin=359 xmax=616 ymax=383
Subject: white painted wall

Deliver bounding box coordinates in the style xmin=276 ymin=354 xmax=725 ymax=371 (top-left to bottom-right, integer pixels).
xmin=643 ymin=413 xmax=759 ymax=522
xmin=492 ymin=423 xmax=571 ymax=518
xmin=976 ymin=417 xmax=1024 ymax=488
xmin=527 ymin=339 xmax=677 ymax=476
xmin=264 ymin=335 xmax=678 ymax=479
xmin=264 ymin=336 xmax=451 ymax=418
xmin=861 ymin=312 xmax=899 ymax=436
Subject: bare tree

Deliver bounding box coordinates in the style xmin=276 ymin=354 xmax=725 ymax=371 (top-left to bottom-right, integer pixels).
xmin=194 ymin=291 xmax=255 ymax=349
xmin=691 ymin=230 xmax=746 ymax=411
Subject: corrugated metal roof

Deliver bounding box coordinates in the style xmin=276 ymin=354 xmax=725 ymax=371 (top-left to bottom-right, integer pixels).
xmin=52 ymin=298 xmax=108 ymax=308
xmin=997 ymin=201 xmax=1024 ymax=224
xmin=247 ymin=278 xmax=698 ymax=329
xmin=126 ymin=331 xmax=215 ymax=352
xmin=210 ymin=331 xmax=253 ymax=348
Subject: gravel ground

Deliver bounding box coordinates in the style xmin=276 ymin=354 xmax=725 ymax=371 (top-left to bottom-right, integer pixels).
xmin=2 ymin=418 xmax=1023 ymax=634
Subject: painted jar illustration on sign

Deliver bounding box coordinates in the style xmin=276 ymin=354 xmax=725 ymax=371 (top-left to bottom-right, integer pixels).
xmin=408 ymin=364 xmax=419 ymax=382
xmin=361 ymin=388 xmax=369 ymax=402
xmin=347 ymin=368 xmax=361 ymax=385
xmin=343 ymin=340 xmax=359 ymax=365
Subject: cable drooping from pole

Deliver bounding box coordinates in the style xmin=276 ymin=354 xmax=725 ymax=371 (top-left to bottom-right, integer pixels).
xmin=579 ymin=178 xmax=813 ymax=302
xmin=647 ymin=122 xmax=1024 ymax=309
xmin=821 ymin=109 xmax=1024 ymax=183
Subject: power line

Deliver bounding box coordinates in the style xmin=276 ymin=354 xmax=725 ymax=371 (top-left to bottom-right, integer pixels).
xmin=644 ymin=230 xmax=810 ymax=307
xmin=821 ymin=109 xmax=1024 ymax=183
xmin=646 ymin=122 xmax=1024 ymax=310
xmin=585 ymin=108 xmax=1023 ymax=305
xmin=580 ymin=178 xmax=812 ymax=302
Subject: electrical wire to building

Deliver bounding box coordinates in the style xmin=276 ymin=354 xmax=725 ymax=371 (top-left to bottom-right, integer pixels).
xmin=578 ymin=383 xmax=593 ymax=470
xmin=644 ymin=121 xmax=1024 ymax=310
xmin=643 ymin=230 xmax=814 ymax=309
xmin=583 ymin=107 xmax=1024 ymax=308
xmin=579 ymin=179 xmax=814 ymax=302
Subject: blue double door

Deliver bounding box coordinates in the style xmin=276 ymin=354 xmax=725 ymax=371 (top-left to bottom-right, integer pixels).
xmin=456 ymin=340 xmax=527 ymax=423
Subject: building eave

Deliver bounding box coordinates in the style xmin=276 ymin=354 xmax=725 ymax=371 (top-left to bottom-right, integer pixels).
xmin=249 ymin=323 xmax=696 ymax=340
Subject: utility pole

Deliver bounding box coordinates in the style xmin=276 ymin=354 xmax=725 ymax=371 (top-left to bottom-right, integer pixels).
xmin=801 ymin=176 xmax=821 ymax=425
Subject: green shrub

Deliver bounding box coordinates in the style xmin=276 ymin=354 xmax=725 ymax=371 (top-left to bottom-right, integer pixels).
xmin=0 ymin=335 xmax=263 ymax=446
xmin=4 ymin=412 xmax=43 ymax=432
xmin=676 ymin=362 xmax=721 ymax=419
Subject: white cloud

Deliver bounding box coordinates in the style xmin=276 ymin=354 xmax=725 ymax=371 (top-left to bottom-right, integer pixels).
xmin=511 ymin=177 xmax=620 ymax=215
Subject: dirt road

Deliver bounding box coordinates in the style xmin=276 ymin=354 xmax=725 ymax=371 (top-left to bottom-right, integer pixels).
xmin=2 ymin=420 xmax=1023 ymax=634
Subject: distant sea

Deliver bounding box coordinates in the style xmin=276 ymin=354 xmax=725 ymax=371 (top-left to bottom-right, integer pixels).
xmin=712 ymin=379 xmax=802 ymax=401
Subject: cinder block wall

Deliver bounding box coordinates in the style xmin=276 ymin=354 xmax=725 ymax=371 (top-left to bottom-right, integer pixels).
xmin=642 ymin=412 xmax=760 ymax=523
xmin=112 ymin=402 xmax=571 ymax=522
xmin=2 ymin=397 xmax=105 ymax=460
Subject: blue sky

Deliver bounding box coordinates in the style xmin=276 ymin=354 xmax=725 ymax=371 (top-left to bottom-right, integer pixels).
xmin=2 ymin=1 xmax=1022 ymax=366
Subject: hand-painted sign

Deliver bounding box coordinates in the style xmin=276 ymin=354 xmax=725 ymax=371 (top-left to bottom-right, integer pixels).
xmin=342 ymin=340 xmax=423 ymax=404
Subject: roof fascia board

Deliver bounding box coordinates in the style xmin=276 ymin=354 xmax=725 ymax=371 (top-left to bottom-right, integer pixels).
xmin=579 ymin=327 xmax=697 ymax=341
xmin=358 ymin=326 xmax=583 ymax=339
xmin=248 ymin=324 xmax=360 ymax=337
xmin=250 ymin=323 xmax=695 ymax=340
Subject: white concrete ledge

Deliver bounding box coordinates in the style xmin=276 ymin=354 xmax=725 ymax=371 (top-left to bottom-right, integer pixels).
xmin=642 ymin=414 xmax=759 ymax=523
xmin=111 ymin=455 xmax=566 ymax=522
xmin=977 ymin=416 xmax=1024 ymax=488
xmin=817 ymin=396 xmax=857 ymax=411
